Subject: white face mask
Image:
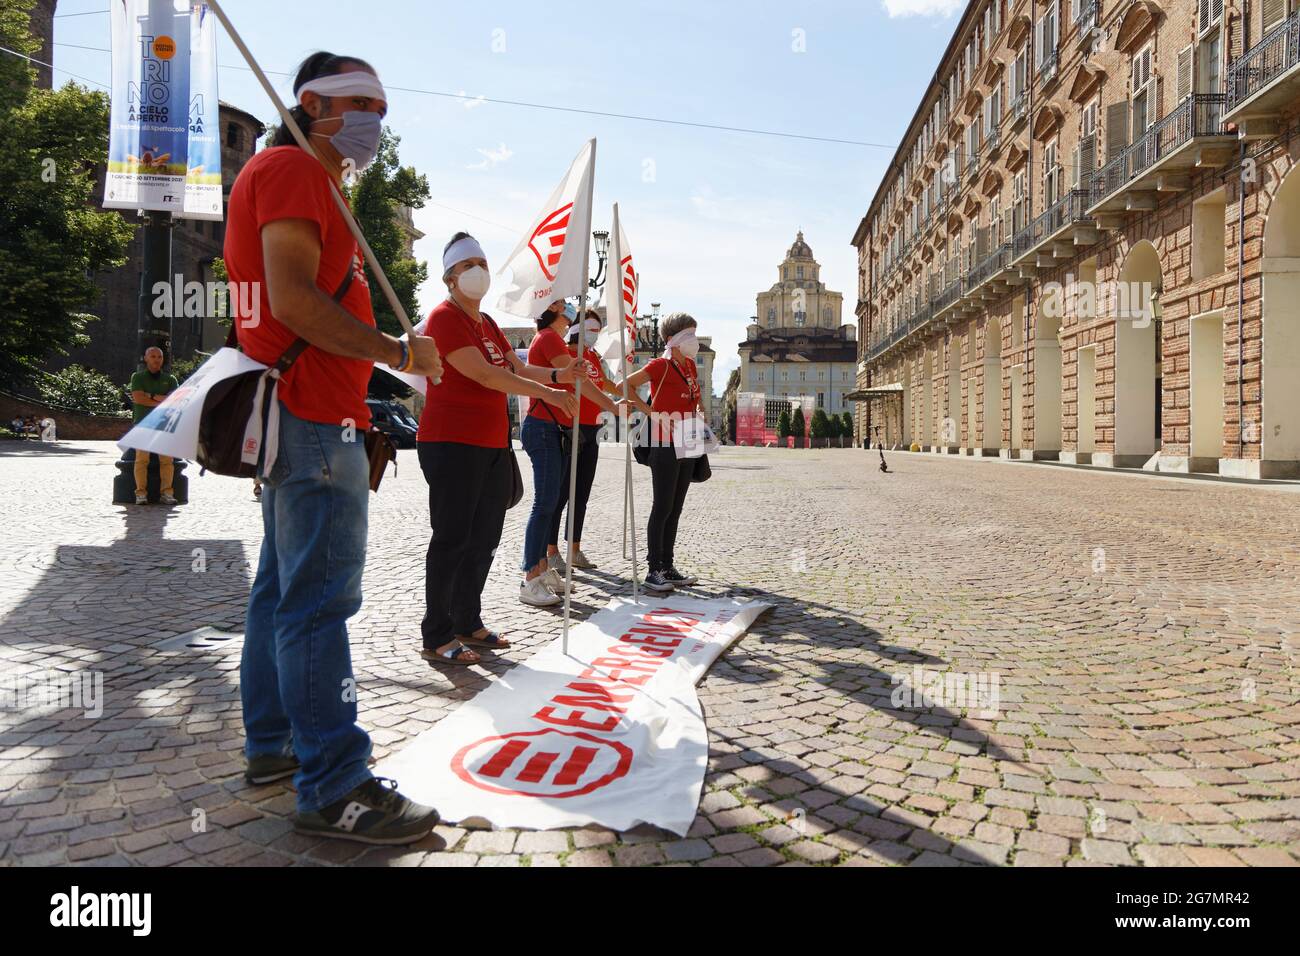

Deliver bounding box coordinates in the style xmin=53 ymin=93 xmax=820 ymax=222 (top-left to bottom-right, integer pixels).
xmin=456 ymin=265 xmax=491 ymax=300
xmin=677 ymin=335 xmax=700 ymax=360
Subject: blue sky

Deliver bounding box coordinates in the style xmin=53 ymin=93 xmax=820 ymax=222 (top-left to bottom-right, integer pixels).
xmin=48 ymin=0 xmax=963 ymax=392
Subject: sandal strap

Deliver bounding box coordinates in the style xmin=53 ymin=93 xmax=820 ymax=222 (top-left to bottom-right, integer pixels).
xmin=444 ymin=644 xmax=477 ymax=660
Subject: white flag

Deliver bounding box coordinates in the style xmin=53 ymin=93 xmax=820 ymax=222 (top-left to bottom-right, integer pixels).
xmin=594 ymin=210 xmax=638 ymax=374
xmin=495 ymin=139 xmax=596 ymax=320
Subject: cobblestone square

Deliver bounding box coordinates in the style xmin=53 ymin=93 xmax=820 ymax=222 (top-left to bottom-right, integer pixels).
xmin=1 ymin=442 xmax=1297 ymax=866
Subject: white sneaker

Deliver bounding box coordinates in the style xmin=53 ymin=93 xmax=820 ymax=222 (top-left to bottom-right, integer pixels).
xmin=160 ymin=493 xmax=178 ymax=506
xmin=542 ymin=568 xmax=567 ymax=594
xmin=134 ymin=493 xmax=148 ymax=505
xmin=519 ymin=575 xmax=562 ymax=607
xmin=547 ymin=552 xmax=568 ymax=575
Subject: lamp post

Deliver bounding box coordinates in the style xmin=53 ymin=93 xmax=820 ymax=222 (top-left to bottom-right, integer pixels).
xmin=589 ymin=229 xmax=610 ymax=290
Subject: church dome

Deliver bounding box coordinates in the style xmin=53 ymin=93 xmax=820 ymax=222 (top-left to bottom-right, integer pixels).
xmin=787 ymin=231 xmax=814 ymax=260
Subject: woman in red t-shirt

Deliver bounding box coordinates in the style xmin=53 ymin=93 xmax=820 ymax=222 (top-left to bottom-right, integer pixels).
xmin=544 ymin=310 xmax=629 ymax=573
xmin=621 ymin=312 xmax=705 ymax=593
xmin=417 ymin=233 xmax=582 ymax=666
xmin=521 ymin=304 xmax=626 ymax=597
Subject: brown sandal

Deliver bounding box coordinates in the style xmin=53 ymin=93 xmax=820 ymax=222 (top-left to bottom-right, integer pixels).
xmin=420 ymin=641 xmax=481 ymax=666
xmin=457 ymin=629 xmax=510 ymax=650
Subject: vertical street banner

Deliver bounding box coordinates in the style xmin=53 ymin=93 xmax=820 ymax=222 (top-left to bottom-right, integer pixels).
xmin=106 ymin=1 xmax=220 ymax=217
xmin=182 ymin=3 xmax=222 ymax=220
xmin=494 ymin=139 xmax=596 ymax=320
xmin=736 ymin=391 xmax=766 ymax=445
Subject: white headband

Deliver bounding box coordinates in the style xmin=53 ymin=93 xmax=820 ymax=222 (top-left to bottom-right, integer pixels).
xmin=663 ymin=327 xmax=697 ymax=358
xmin=568 ymin=318 xmax=602 ymax=338
xmin=443 ymin=236 xmax=486 ymax=273
xmin=296 ymin=72 xmax=388 ymax=106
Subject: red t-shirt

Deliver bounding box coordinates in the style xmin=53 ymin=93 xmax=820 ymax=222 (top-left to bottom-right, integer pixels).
xmin=577 ymin=347 xmax=608 ymax=426
xmin=645 ymin=356 xmax=700 ymax=443
xmin=526 ymin=327 xmax=574 ymax=428
xmin=416 ymin=299 xmax=513 ymax=448
xmin=225 ymin=147 xmax=375 ymax=429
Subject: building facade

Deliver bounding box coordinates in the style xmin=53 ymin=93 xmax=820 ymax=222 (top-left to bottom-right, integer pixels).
xmin=853 ymin=0 xmax=1300 ymax=479
xmin=30 ymin=0 xmax=56 ymax=89
xmin=741 ymin=233 xmax=857 ymax=417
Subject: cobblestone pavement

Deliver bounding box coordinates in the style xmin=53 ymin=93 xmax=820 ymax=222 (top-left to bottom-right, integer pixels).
xmin=1 ymin=440 xmax=1298 ymax=867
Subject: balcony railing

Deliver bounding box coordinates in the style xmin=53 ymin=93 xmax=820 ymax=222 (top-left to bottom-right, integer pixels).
xmin=1226 ymin=11 xmax=1300 ymax=109
xmin=985 ymin=124 xmax=1001 ymax=155
xmin=1074 ymin=0 xmax=1099 ymax=35
xmin=1008 ymin=91 xmax=1027 ymax=125
xmin=1088 ymin=93 xmax=1228 ymax=208
xmin=1012 ymin=188 xmax=1093 ymax=261
xmin=967 ymin=242 xmax=1010 ymax=290
xmin=1038 ymin=48 xmax=1059 ymax=82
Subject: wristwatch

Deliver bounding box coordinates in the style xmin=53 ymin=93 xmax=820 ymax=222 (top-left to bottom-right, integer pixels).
xmin=550 ymin=369 xmax=558 ymax=384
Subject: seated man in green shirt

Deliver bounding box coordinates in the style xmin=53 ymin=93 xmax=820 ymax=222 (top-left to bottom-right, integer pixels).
xmin=129 ymin=347 xmax=180 ymax=505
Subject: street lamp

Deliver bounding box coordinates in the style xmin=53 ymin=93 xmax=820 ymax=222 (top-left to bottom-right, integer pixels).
xmin=589 ymin=229 xmax=610 ymax=290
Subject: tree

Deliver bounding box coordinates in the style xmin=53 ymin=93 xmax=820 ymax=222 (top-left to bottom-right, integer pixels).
xmin=38 ymin=365 xmax=128 ymax=417
xmin=725 ymin=404 xmax=737 ymax=443
xmin=827 ymin=412 xmax=842 ymax=439
xmin=776 ymin=408 xmax=791 ymax=442
xmin=810 ymin=408 xmax=830 ymax=439
xmin=791 ymin=406 xmax=806 ymax=439
xmin=0 ymin=0 xmax=136 ymax=391
xmin=842 ymin=411 xmax=853 ymax=438
xmin=347 ymin=128 xmax=429 ymax=401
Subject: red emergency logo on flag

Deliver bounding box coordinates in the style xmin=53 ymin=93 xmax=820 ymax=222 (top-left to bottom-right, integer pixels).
xmin=452 ymin=728 xmax=633 ymax=798
xmin=620 ymin=254 xmax=637 ymax=324
xmin=527 ymin=203 xmax=573 ymax=282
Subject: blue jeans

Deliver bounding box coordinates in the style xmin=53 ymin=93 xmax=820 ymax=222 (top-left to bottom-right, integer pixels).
xmin=520 ymin=415 xmax=567 ymax=571
xmin=241 ymin=402 xmax=373 ymax=813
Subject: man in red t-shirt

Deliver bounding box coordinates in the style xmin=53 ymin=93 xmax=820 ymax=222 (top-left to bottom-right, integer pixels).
xmin=227 ymin=53 xmax=441 ymax=847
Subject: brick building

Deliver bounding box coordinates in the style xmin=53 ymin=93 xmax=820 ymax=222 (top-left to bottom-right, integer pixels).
xmin=29 ymin=0 xmax=56 ymax=89
xmin=852 ymin=0 xmax=1300 ymax=479
xmin=56 ymin=103 xmax=266 ymax=386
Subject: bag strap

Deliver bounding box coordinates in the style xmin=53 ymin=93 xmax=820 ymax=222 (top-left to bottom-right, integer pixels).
xmin=225 ymin=258 xmax=357 ymax=374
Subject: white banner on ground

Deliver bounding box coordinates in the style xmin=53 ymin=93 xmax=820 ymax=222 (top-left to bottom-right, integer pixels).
xmin=375 ymin=594 xmax=771 ymax=835
xmin=116 ymin=347 xmax=268 ymax=460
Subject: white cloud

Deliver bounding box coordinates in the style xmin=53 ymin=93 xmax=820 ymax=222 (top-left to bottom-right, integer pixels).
xmin=458 ymin=91 xmax=486 ymax=110
xmin=880 ymin=0 xmax=962 ymax=18
xmin=466 ymin=143 xmax=513 ymax=171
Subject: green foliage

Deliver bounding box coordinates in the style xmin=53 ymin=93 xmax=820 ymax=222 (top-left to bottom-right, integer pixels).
xmin=842 ymin=411 xmax=853 ymax=437
xmin=791 ymin=406 xmax=806 ymax=438
xmin=725 ymin=403 xmax=737 ymax=442
xmin=347 ymin=128 xmax=430 ymax=338
xmin=0 ymin=2 xmax=136 ymax=389
xmin=810 ymin=408 xmax=831 ymax=439
xmin=170 ymin=355 xmax=206 ymax=383
xmin=38 ymin=365 xmax=128 ymax=417
xmin=776 ymin=408 xmax=791 ymax=441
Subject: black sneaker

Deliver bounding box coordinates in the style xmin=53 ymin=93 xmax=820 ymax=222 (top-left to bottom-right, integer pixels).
xmin=294 ymin=777 xmax=439 ymax=846
xmin=663 ymin=567 xmax=697 ymax=586
xmin=643 ymin=570 xmax=675 ymax=593
xmin=245 ymin=751 xmax=300 ymax=785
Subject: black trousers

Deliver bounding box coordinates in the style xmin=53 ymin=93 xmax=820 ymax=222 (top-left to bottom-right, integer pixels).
xmin=646 ymin=445 xmax=693 ymax=573
xmin=549 ymin=423 xmax=601 ymax=546
xmin=418 ymin=441 xmax=511 ymax=648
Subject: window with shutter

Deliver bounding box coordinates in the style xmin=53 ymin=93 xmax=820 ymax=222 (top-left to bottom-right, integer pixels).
xmin=1177 ymin=45 xmax=1193 ymax=101
xmin=1262 ymin=0 xmax=1285 ymax=29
